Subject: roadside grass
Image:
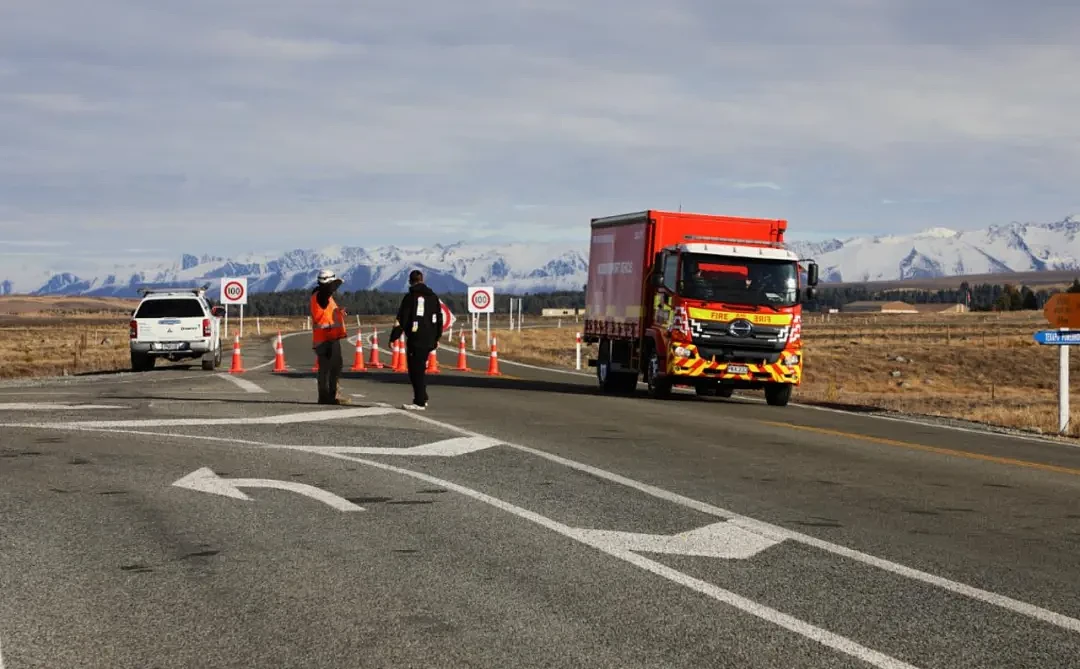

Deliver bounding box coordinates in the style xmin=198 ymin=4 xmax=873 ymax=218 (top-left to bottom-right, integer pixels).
xmin=0 ymin=316 xmax=307 ymax=379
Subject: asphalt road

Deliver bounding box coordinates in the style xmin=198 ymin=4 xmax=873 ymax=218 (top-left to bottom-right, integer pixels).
xmin=1 ymin=331 xmax=1079 ymax=668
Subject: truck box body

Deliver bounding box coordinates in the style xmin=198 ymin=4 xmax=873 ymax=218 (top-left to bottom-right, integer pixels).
xmin=584 ymin=210 xmax=788 ymax=341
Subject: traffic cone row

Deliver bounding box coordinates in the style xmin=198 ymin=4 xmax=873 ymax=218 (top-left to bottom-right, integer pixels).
xmin=391 ymin=336 xmax=407 ymax=373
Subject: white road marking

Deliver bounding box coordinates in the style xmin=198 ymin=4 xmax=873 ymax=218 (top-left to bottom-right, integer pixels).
xmin=308 ymin=436 xmax=502 ymax=457
xmin=569 ymin=520 xmax=781 ymax=560
xmin=172 ymin=467 xmax=364 ymax=511
xmin=0 ymin=406 xmax=395 ymax=429
xmin=308 ymin=448 xmax=918 ymax=669
xmin=0 ymin=633 xmax=5 ymax=669
xmin=216 ymin=373 xmax=267 ymax=394
xmin=391 ymin=406 xmax=1080 ymax=634
xmin=0 ymin=403 xmax=126 ymax=410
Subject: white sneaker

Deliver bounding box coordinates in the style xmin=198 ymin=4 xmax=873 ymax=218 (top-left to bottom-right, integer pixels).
xmin=400 ymin=403 xmax=426 ymax=411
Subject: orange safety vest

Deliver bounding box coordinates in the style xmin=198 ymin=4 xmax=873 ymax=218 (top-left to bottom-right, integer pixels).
xmin=311 ymin=293 xmax=347 ymax=346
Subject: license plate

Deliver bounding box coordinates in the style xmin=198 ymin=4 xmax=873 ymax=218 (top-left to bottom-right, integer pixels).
xmin=726 ymin=364 xmax=749 ymax=374
xmin=157 ymin=342 xmax=183 ymax=350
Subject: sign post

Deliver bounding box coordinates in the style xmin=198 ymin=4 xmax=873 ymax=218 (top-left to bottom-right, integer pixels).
xmin=221 ymin=277 xmax=248 ymax=339
xmin=1037 ymin=293 xmax=1080 ymax=434
xmin=467 ymin=286 xmax=495 ymax=348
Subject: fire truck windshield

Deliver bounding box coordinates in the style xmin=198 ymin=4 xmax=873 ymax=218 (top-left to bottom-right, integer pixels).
xmin=679 ymin=253 xmax=799 ymax=307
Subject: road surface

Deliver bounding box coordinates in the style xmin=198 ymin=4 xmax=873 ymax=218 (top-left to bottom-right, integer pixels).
xmin=1 ymin=331 xmax=1079 ymax=668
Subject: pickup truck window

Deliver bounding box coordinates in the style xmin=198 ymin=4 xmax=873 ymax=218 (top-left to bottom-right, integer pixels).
xmin=134 ymin=299 xmax=206 ymax=319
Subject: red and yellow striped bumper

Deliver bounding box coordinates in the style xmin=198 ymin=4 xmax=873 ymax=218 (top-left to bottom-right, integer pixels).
xmin=666 ymin=344 xmax=802 ymax=384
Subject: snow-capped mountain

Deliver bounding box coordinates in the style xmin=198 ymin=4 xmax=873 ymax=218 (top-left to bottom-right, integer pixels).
xmin=786 ymin=215 xmax=1080 ymax=283
xmin=3 ymin=216 xmax=1079 ymax=297
xmin=0 ymin=242 xmax=589 ymax=298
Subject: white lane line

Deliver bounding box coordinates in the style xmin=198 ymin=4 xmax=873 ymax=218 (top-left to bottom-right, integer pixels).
xmin=216 ymin=373 xmax=267 ymax=394
xmin=0 ymin=406 xmax=395 ymax=429
xmin=0 ymin=403 xmax=126 ymax=410
xmin=310 ymin=448 xmax=919 ymax=669
xmin=309 ymin=435 xmax=502 ymax=457
xmin=390 ymin=405 xmax=1080 ymax=634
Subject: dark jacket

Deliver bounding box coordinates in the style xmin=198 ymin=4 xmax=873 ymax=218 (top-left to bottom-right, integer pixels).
xmin=389 ymin=283 xmax=443 ymax=351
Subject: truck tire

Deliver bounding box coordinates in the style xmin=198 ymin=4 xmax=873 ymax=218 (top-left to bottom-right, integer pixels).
xmin=130 ymin=352 xmax=154 ymax=372
xmin=645 ymin=350 xmax=672 ymax=399
xmin=715 ymin=386 xmax=734 ymax=398
xmin=764 ymin=383 xmax=793 ymax=406
xmin=696 ymin=385 xmax=717 ymax=397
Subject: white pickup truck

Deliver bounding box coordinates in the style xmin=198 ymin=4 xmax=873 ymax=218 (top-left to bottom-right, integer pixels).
xmin=129 ymin=286 xmax=224 ymax=371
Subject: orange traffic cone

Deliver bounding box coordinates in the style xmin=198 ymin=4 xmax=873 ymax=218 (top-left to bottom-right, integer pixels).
xmin=228 ymin=335 xmax=246 ymax=373
xmin=426 ymin=348 xmax=441 ymax=374
xmin=486 ymin=336 xmax=501 ymax=376
xmin=454 ymin=333 xmax=469 ymax=371
xmin=390 ymin=336 xmax=402 ymax=371
xmin=394 ymin=336 xmax=408 ymax=373
xmin=272 ymin=332 xmax=289 ymax=373
xmin=367 ymin=327 xmax=383 ymax=368
xmin=350 ymin=331 xmax=366 ymax=371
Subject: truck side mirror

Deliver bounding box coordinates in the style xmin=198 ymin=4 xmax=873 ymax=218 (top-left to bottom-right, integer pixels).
xmin=807 ymin=262 xmax=819 ymax=286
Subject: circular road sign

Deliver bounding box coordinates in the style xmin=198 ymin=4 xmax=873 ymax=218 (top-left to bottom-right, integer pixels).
xmin=224 ymin=280 xmax=245 ymax=302
xmin=470 ymin=289 xmax=491 ymax=311
xmin=440 ymin=300 xmax=455 ymax=332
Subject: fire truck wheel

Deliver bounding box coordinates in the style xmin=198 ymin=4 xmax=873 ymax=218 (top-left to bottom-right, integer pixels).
xmin=646 ymin=351 xmax=672 ymax=399
xmin=764 ymin=383 xmax=793 ymax=406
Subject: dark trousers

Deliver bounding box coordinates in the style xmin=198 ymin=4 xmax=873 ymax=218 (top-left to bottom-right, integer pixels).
xmin=315 ymin=339 xmax=343 ymax=402
xmin=406 ymin=344 xmax=432 ymax=406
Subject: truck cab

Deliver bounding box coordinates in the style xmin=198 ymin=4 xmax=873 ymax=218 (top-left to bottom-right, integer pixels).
xmin=647 ymin=237 xmax=818 ymax=405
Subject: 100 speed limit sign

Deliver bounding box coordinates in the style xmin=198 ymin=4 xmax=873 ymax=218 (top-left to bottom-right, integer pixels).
xmin=222 ymin=277 xmax=248 ymax=305
xmin=467 ymin=286 xmax=494 ymax=314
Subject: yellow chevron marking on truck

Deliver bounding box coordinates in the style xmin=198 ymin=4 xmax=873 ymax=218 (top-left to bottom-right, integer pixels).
xmin=687 ymin=308 xmax=792 ymax=325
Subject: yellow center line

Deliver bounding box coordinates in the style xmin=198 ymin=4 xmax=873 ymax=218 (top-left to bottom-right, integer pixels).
xmin=758 ymin=420 xmax=1080 ymax=477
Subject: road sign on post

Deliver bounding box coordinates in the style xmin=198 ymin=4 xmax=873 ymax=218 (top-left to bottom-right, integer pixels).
xmin=468 ymin=286 xmax=494 ymax=347
xmin=221 ymin=277 xmax=248 ymax=338
xmin=1043 ymin=293 xmax=1080 ymax=328
xmin=1034 ymin=326 xmax=1079 ymax=435
xmin=439 ymin=299 xmax=455 ymax=333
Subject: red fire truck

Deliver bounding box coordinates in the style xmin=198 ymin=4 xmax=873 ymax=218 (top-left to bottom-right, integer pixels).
xmin=583 ymin=210 xmax=819 ymax=406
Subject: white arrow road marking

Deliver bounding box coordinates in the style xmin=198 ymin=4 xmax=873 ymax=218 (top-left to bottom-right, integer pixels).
xmin=216 ymin=373 xmax=267 ymax=393
xmin=0 ymin=403 xmax=127 ymax=410
xmin=0 ymin=406 xmax=395 ymax=429
xmin=568 ymin=521 xmax=781 ymax=560
xmin=172 ymin=467 xmax=364 ymax=512
xmin=308 ymin=436 xmax=503 ymax=457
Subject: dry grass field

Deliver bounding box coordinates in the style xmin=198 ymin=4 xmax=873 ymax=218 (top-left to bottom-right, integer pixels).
xmin=489 ymin=311 xmax=1080 ymax=438
xmin=0 ymin=296 xmax=308 ymax=379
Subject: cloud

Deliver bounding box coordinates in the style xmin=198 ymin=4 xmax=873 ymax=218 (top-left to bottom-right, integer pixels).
xmin=1 ymin=0 xmax=1078 ymax=255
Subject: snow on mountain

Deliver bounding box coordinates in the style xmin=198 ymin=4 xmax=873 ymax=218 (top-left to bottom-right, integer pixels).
xmin=4 ymin=216 xmax=1080 ymax=297
xmin=788 ymin=215 xmax=1080 ymax=283
xmin=2 ymin=242 xmax=589 ymax=298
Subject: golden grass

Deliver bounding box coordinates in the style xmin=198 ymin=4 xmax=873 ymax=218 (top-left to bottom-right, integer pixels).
xmin=489 ymin=313 xmax=1080 ymax=438
xmin=0 ymin=316 xmax=308 ymax=379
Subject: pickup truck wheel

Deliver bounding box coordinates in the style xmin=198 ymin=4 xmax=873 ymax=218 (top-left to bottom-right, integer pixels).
xmin=764 ymin=383 xmax=793 ymax=406
xmin=130 ymin=352 xmax=154 ymax=372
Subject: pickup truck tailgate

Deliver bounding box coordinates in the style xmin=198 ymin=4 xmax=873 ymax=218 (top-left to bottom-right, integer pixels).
xmin=135 ymin=317 xmax=205 ymax=343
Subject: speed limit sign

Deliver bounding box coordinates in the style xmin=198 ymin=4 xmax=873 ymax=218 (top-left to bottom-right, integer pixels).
xmin=467 ymin=286 xmax=494 ymax=314
xmin=221 ymin=277 xmax=248 ymax=305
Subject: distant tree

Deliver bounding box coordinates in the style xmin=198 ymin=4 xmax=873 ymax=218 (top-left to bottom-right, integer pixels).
xmin=1022 ymin=289 xmax=1038 ymax=310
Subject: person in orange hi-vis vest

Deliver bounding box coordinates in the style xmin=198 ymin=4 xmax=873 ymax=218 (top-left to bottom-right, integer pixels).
xmin=311 ymin=269 xmax=351 ymax=405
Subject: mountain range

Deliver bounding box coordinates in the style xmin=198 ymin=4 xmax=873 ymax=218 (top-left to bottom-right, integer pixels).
xmin=3 ymin=216 xmax=1079 ymax=298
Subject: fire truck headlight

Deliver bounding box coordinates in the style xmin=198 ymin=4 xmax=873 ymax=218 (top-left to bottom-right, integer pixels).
xmin=784 ymin=353 xmax=800 ymax=367
xmin=674 ymin=346 xmax=693 ymax=358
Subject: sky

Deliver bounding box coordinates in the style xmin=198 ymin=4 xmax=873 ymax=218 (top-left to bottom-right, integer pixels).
xmin=1 ymin=0 xmax=1079 ymax=263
